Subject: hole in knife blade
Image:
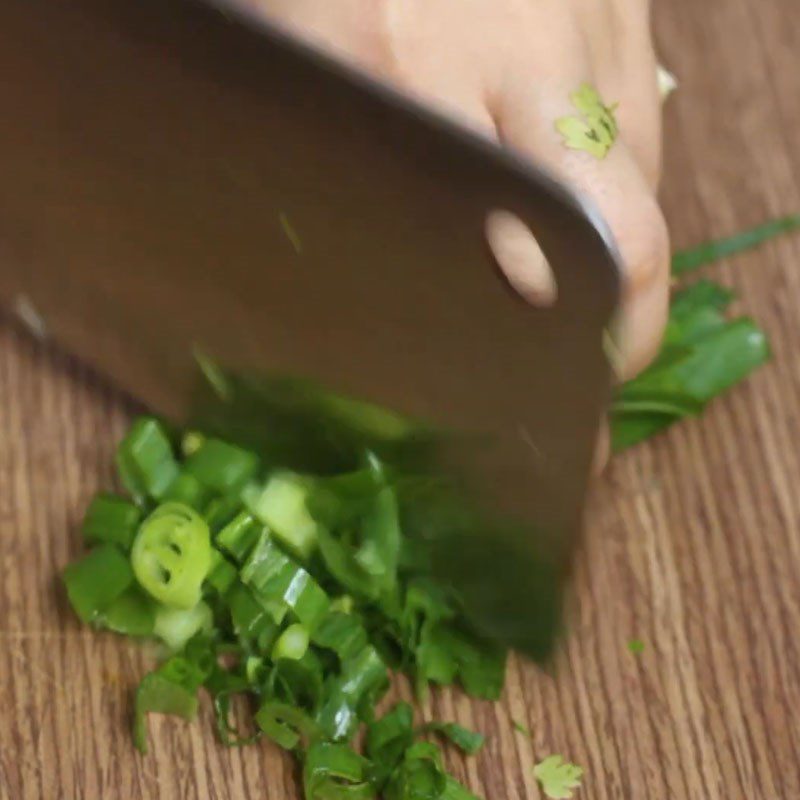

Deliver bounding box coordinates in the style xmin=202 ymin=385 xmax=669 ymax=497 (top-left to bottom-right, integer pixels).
xmin=486 ymin=210 xmax=557 ymax=307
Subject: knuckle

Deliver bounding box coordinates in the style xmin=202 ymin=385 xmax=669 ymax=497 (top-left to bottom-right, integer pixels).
xmin=615 ymin=193 xmax=670 ymax=297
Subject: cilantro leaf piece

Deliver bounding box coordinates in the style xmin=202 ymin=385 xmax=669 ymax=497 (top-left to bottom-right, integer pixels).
xmin=533 ymin=755 xmax=584 ymax=800
xmin=555 ymin=84 xmax=618 ymax=159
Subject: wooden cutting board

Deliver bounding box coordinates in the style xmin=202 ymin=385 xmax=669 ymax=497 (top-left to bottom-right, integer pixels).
xmin=2 ymin=0 xmax=800 ymax=797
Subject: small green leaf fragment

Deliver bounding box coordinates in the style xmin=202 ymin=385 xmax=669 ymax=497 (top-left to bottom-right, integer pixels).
xmin=627 ymin=638 xmax=645 ymax=655
xmin=533 ymin=755 xmax=584 ymax=800
xmin=512 ymin=719 xmax=531 ymax=737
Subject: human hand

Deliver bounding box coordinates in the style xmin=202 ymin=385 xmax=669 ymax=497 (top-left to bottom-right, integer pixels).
xmin=245 ymin=0 xmax=670 ymax=470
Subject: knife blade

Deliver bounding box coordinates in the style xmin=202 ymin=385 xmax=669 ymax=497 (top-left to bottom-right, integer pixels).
xmin=0 ymin=0 xmax=620 ymax=658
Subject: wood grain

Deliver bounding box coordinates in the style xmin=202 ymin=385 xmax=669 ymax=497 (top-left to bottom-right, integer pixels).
xmin=2 ymin=1 xmax=800 ymax=797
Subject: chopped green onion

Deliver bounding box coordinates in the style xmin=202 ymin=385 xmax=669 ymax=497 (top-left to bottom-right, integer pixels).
xmin=272 ymin=623 xmax=310 ymax=661
xmin=63 ymin=544 xmax=133 ymax=623
xmin=184 ymin=438 xmax=259 ymax=494
xmin=153 ymin=601 xmax=213 ymax=652
xmin=267 ymin=650 xmax=325 ymax=712
xmin=66 ymin=423 xmax=504 ymax=798
xmin=316 ymin=646 xmax=389 ymax=742
xmin=161 ymin=472 xmax=211 ymax=510
xmin=206 ymin=549 xmax=238 ymax=595
xmin=442 ymin=777 xmax=482 ymax=800
xmin=82 ymin=493 xmax=141 ymax=550
xmin=384 ymin=741 xmax=447 ymax=800
xmin=134 ymin=653 xmax=209 ymax=753
xmin=255 ymin=701 xmax=321 ymax=751
xmin=243 ymin=472 xmax=319 ymax=559
xmin=303 ymin=742 xmax=375 ymax=800
xmin=227 ymin=581 xmax=280 ymax=651
xmin=241 ymin=531 xmax=330 ymax=631
xmin=131 ymin=503 xmax=212 ymax=609
xmin=245 ymin=656 xmax=265 ymax=684
xmin=215 ymin=510 xmax=262 ymax=563
xmin=213 ymin=691 xmax=261 ymax=747
xmin=102 ymin=586 xmax=156 ymax=636
xmin=203 ymin=494 xmax=245 ymax=534
xmin=416 ymin=722 xmax=485 ymax=755
xmin=116 ymin=417 xmax=180 ymax=505
xmin=365 ymin=702 xmax=414 ymax=786
xmin=312 ymin=611 xmax=369 ymax=662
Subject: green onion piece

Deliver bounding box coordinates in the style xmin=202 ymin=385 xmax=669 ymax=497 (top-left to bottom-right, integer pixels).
xmin=242 ymin=472 xmax=319 ymax=559
xmin=441 ymin=777 xmax=482 ymax=800
xmin=612 ymin=314 xmax=770 ymax=451
xmin=316 ymin=646 xmax=389 ymax=742
xmin=205 ymin=665 xmax=261 ymax=747
xmin=215 ymin=510 xmax=262 ymax=563
xmin=448 ymin=633 xmax=507 ymax=701
xmin=227 ymin=581 xmax=280 ymax=651
xmin=133 ymin=653 xmax=209 ymax=753
xmin=63 ymin=544 xmax=134 ymax=623
xmin=303 ymin=741 xmax=376 ymax=800
xmin=414 ymin=622 xmax=506 ymax=701
xmin=365 ymin=702 xmax=415 ymax=786
xmin=131 ymin=502 xmax=212 ymax=609
xmin=413 ymin=622 xmax=458 ymax=693
xmin=307 ymin=460 xmax=401 ymax=598
xmin=116 ymin=417 xmax=180 ymax=505
xmin=416 ymin=722 xmax=485 ymax=755
xmin=330 ymin=595 xmax=355 ymax=614
xmin=82 ymin=493 xmax=142 ymax=550
xmin=154 ymin=601 xmax=213 ymax=652
xmin=255 ymin=701 xmax=322 ymax=751
xmin=184 ymin=438 xmax=259 ymax=494
xmin=312 ymin=611 xmax=369 ymax=662
xmin=266 ymin=650 xmax=325 ymax=712
xmin=102 ymin=586 xmax=156 ymax=636
xmin=384 ymin=741 xmax=447 ymax=800
xmin=665 ymin=280 xmax=734 ymax=340
xmin=241 ymin=531 xmax=330 ymax=631
xmin=316 ymin=527 xmax=380 ymax=600
xmin=203 ymin=494 xmax=245 ymax=534
xmin=355 ymin=482 xmax=401 ymax=590
xmin=206 ymin=549 xmax=238 ymax=596
xmin=671 ymin=214 xmax=800 ymax=275
xmin=161 ymin=472 xmax=211 ymax=511
xmin=134 ymin=673 xmax=198 ymax=753
xmin=213 ymin=691 xmax=261 ymax=747
xmin=245 ymin=656 xmax=265 ymax=684
xmin=272 ymin=623 xmax=310 ymax=661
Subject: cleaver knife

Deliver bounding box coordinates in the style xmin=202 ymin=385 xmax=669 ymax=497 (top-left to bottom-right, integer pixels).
xmin=0 ymin=0 xmax=621 ymax=659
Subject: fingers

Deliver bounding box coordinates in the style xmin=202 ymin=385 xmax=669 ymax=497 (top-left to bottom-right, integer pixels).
xmin=492 ymin=52 xmax=670 ymax=380
xmin=593 ymin=1 xmax=663 ymax=189
xmin=592 ymin=418 xmax=611 ymax=475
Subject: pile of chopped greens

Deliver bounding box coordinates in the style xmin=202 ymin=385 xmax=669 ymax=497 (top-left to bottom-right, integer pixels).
xmin=64 ymin=418 xmax=499 ymax=798
xmin=62 ymin=216 xmax=797 ymax=799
